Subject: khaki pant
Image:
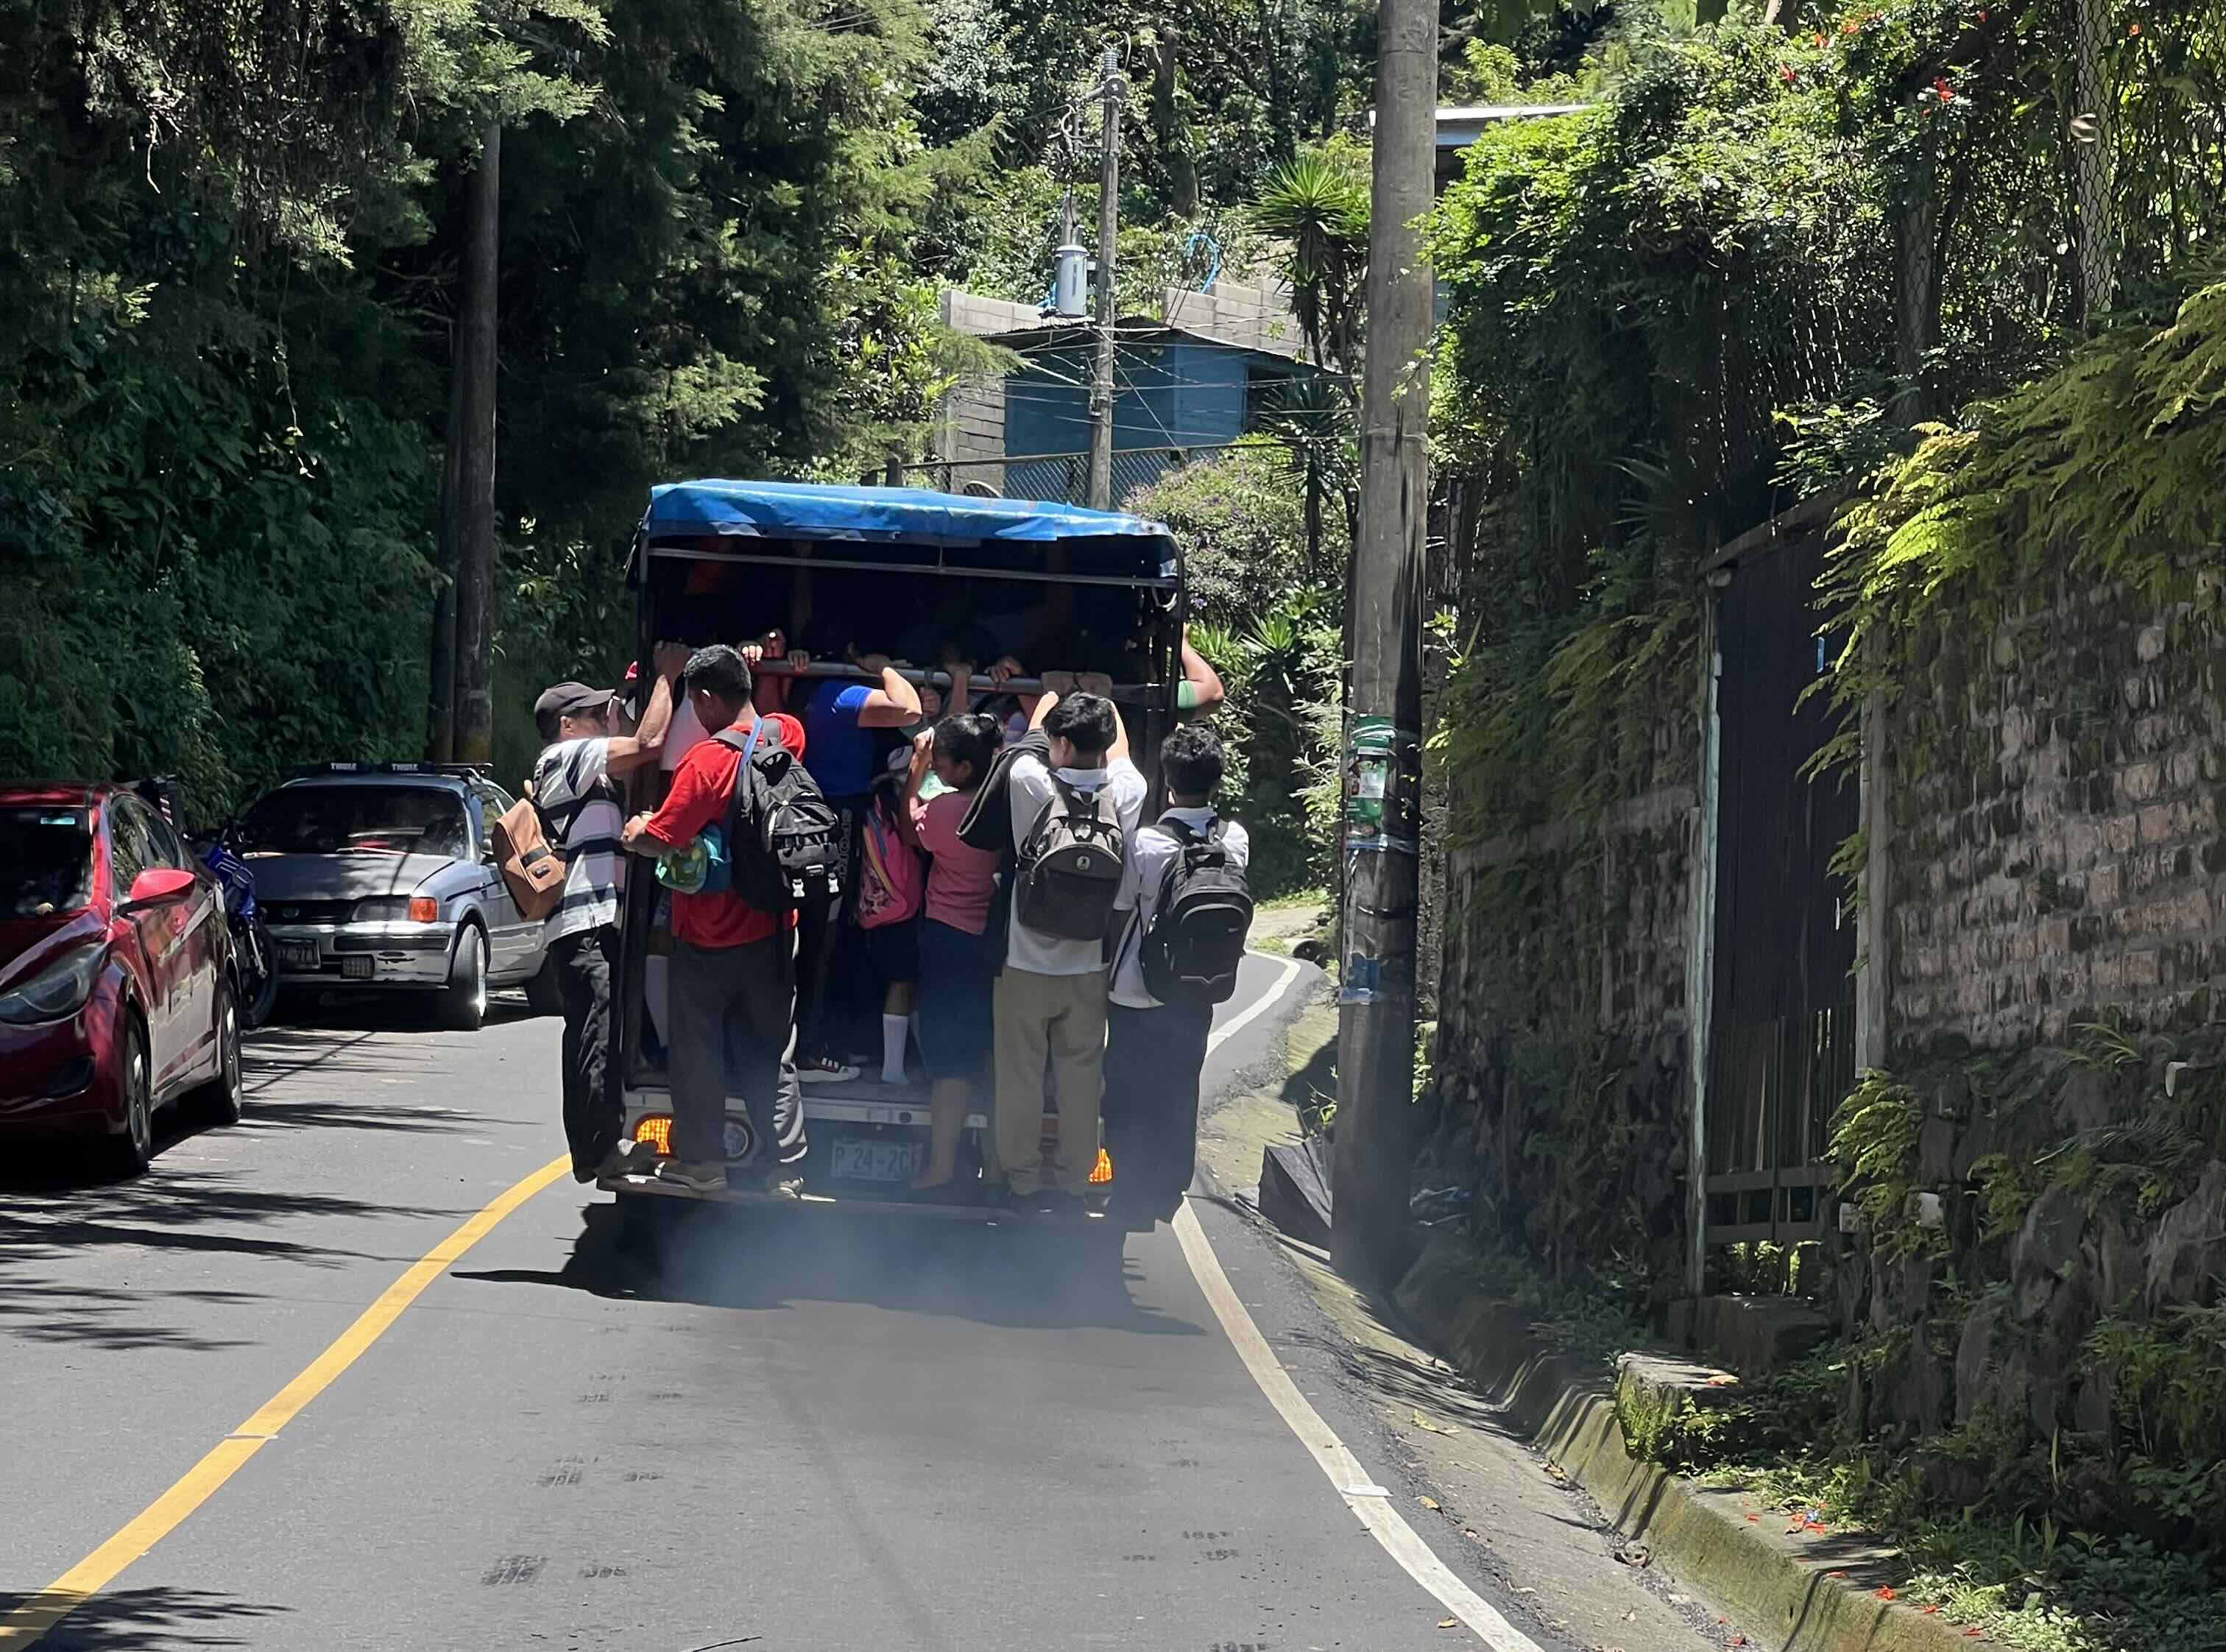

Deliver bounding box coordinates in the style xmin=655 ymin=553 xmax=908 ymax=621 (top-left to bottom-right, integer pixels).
xmin=992 ymin=966 xmax=1109 ymax=1195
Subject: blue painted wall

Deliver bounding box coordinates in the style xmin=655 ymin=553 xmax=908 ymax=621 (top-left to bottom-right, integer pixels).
xmin=1000 ymin=339 xmax=1300 ymax=504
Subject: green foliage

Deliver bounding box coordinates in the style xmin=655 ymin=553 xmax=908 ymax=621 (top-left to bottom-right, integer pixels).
xmin=1124 ymin=437 xmax=1347 ymax=625
xmin=1828 ymin=1070 xmax=1943 ymax=1261
xmin=1810 ymin=278 xmax=2226 ymax=802
xmin=1184 ymin=587 xmax=1341 ymax=898
xmin=1460 ymin=1237 xmax=1656 ymax=1369
xmin=1428 ymin=18 xmax=1893 ymax=618
xmin=1253 ymin=141 xmax=1369 ymax=372
xmin=0 ymin=0 xmax=1004 ymax=800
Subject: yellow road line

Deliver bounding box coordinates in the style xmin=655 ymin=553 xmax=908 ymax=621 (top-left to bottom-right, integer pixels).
xmin=0 ymin=1153 xmax=571 ymax=1648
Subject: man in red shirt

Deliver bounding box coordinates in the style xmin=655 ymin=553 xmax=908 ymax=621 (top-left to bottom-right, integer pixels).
xmin=621 ymin=645 xmax=804 ymax=1195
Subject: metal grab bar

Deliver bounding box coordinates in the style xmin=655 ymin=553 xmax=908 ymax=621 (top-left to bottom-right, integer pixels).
xmin=749 ymin=659 xmax=1161 ymax=702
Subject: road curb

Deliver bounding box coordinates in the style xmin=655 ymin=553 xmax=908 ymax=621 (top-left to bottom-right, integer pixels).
xmin=1392 ymin=1235 xmax=1992 ymax=1652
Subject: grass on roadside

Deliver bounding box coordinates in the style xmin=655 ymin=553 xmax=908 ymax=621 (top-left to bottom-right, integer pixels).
xmin=1640 ymin=1343 xmax=2226 ymax=1651
xmin=1441 ymin=1240 xmax=2226 ymax=1651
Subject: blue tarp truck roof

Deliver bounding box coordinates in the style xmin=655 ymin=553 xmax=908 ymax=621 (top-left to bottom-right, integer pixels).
xmin=641 ymin=480 xmax=1176 ymax=548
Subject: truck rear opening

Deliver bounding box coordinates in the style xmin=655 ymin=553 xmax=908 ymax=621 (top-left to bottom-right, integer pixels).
xmin=604 ymin=481 xmax=1184 ymax=1217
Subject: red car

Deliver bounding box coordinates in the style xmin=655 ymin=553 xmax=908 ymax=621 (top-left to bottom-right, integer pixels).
xmin=0 ymin=784 xmax=241 ymax=1175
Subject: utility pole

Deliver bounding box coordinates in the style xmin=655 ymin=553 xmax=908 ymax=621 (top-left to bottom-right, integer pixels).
xmin=428 ymin=340 xmax=462 ymax=763
xmin=1332 ymin=0 xmax=1432 ymax=1284
xmin=1086 ymin=46 xmax=1121 ymax=512
xmin=2066 ymin=0 xmax=2116 ymax=325
xmin=451 ymin=122 xmax=501 ymax=766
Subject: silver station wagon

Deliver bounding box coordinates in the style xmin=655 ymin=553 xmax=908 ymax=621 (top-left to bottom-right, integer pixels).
xmin=234 ymin=765 xmax=555 ymax=1029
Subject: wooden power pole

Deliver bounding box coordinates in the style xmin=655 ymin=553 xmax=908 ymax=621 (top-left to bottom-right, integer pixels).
xmin=1086 ymin=46 xmax=1121 ymax=512
xmin=1332 ymin=0 xmax=1432 ymax=1283
xmin=451 ymin=121 xmax=501 ymax=766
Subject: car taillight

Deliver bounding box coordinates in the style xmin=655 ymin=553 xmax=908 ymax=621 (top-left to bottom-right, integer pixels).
xmin=406 ymin=897 xmax=439 ymax=922
xmin=632 ymin=1115 xmax=674 ymax=1155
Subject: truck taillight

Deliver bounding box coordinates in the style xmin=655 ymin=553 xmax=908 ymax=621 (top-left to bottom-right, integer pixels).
xmin=1089 ymin=1148 xmax=1113 ymax=1185
xmin=632 ymin=1115 xmax=673 ymax=1154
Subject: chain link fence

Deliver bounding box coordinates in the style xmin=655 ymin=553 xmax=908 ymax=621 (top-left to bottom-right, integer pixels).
xmin=901 ymin=444 xmax=1243 ymax=509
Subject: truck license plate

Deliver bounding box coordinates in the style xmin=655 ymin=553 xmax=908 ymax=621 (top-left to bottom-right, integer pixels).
xmin=280 ymin=943 xmax=319 ymax=971
xmin=341 ymin=956 xmax=375 ymax=980
xmin=830 ymin=1138 xmax=925 ymax=1183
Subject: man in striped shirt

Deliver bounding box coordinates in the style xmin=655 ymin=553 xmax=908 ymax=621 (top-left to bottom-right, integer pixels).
xmin=533 ymin=642 xmax=687 ymax=1182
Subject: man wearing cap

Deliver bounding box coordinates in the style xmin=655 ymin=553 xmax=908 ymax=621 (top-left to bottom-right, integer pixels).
xmin=533 ymin=642 xmax=688 ymax=1182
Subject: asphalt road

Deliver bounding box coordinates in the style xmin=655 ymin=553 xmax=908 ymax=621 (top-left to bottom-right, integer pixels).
xmin=1 ymin=957 xmax=1706 ymax=1652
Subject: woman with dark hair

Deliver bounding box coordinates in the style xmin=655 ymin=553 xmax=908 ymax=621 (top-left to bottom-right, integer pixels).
xmin=902 ymin=690 xmax=1004 ymax=1196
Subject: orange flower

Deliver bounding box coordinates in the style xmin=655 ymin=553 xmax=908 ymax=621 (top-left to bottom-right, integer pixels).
xmin=1877 ymin=1586 xmax=1898 ymax=1601
xmin=1815 ymin=29 xmax=1827 ymax=44
xmin=1933 ymin=75 xmax=1954 ymax=101
xmin=2128 ymin=18 xmax=2141 ymax=32
xmin=1780 ymin=63 xmax=1798 ymax=82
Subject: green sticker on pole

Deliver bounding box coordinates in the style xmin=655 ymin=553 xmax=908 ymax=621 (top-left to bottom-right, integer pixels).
xmin=1344 ymin=716 xmax=1392 ymax=838
xmin=1342 ymin=716 xmax=1418 ymax=850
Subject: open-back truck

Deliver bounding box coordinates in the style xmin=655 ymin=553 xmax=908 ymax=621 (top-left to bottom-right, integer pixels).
xmin=601 ymin=480 xmax=1187 ymax=1223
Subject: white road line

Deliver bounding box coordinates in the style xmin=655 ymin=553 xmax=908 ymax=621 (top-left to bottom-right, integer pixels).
xmin=1206 ymin=953 xmax=1304 ymax=1054
xmin=1171 ymin=1205 xmax=1547 ymax=1651
xmin=1176 ymin=952 xmax=1545 ymax=1652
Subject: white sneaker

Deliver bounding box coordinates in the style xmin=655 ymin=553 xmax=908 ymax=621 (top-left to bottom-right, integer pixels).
xmin=797 ymin=1056 xmax=861 ymax=1084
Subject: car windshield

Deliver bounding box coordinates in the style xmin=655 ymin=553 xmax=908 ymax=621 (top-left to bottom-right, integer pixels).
xmin=1 ymin=807 xmax=95 ymax=917
xmin=236 ymin=786 xmax=471 ymax=860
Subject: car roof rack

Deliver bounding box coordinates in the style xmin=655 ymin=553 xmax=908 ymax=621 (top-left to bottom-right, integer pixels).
xmin=286 ymin=761 xmax=488 ymax=781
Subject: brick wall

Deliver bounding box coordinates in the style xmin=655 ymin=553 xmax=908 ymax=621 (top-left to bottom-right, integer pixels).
xmin=1427 ymin=698 xmax=1701 ymax=1298
xmin=1884 ymin=587 xmax=2226 ymax=1054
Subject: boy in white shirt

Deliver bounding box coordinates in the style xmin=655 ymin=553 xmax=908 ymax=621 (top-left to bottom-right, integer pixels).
xmin=993 ymin=685 xmax=1146 ymax=1210
xmin=1104 ymin=724 xmax=1251 ymax=1220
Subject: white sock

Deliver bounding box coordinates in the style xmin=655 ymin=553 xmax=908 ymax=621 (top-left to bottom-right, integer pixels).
xmin=881 ymin=1014 xmax=908 ymax=1085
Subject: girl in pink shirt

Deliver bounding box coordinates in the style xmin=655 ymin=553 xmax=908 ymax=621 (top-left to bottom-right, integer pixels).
xmin=903 ymin=710 xmax=1003 ymax=1195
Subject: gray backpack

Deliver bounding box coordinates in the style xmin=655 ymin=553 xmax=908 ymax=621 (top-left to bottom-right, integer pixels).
xmin=1015 ymin=777 xmax=1126 ymax=941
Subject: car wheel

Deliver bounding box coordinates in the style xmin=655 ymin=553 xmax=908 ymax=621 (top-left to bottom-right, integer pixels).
xmin=439 ymin=925 xmax=488 ymax=1031
xmin=191 ymin=981 xmax=245 ymax=1126
xmin=525 ymin=950 xmax=565 ymax=1017
xmin=101 ymin=1020 xmax=155 ymax=1179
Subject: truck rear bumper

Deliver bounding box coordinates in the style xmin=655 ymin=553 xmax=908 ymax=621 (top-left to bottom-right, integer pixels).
xmin=597 ymin=1169 xmax=1032 ymax=1222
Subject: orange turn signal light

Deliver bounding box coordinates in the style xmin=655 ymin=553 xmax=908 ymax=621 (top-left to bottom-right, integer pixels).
xmin=632 ymin=1115 xmax=674 ymax=1154
xmin=407 ymin=896 xmax=439 ymax=922
xmin=1089 ymin=1148 xmax=1113 ymax=1185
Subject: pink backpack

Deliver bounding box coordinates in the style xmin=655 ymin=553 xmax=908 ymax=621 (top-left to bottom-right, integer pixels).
xmin=855 ymin=796 xmax=925 ymax=929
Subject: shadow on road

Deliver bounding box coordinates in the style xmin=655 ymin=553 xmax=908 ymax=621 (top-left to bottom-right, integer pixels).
xmin=0 ymin=1169 xmax=465 ymax=1349
xmin=265 ymin=989 xmax=539 ymax=1034
xmin=0 ymin=1586 xmax=287 ymax=1650
xmin=458 ymin=1201 xmax=1211 ymax=1338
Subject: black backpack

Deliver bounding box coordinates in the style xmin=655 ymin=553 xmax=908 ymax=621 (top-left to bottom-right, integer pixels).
xmin=1015 ymin=775 xmax=1126 ymax=941
xmin=715 ymin=722 xmax=844 ymax=913
xmin=1135 ymin=819 xmax=1252 ymax=1004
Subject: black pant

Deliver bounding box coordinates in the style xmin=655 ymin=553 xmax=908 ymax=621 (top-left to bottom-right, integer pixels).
xmin=668 ymin=933 xmax=802 ymax=1168
xmin=1102 ymin=999 xmax=1213 ymax=1219
xmin=552 ymin=927 xmax=621 ymax=1179
xmin=794 ymin=797 xmax=866 ymax=1061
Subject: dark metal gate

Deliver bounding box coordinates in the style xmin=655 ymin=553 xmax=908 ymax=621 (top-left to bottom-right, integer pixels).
xmin=1705 ymin=526 xmax=1857 ymax=1249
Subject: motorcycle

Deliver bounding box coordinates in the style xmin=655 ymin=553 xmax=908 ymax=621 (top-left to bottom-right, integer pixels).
xmin=203 ymin=831 xmax=279 ymax=1029
xmin=132 ymin=777 xmax=280 ymax=1031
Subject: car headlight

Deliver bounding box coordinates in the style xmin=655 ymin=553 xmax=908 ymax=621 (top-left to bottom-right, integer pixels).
xmin=0 ymin=945 xmax=107 ymax=1025
xmin=353 ymin=897 xmax=442 ymax=924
